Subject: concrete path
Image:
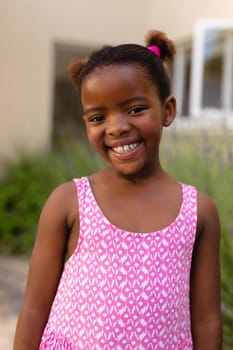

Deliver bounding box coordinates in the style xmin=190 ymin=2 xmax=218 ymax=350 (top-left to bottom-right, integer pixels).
xmin=0 ymin=255 xmax=29 ymax=350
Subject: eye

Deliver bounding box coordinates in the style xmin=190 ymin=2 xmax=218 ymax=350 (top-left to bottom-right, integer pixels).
xmin=128 ymin=106 xmax=146 ymax=115
xmin=88 ymin=114 xmax=105 ymax=123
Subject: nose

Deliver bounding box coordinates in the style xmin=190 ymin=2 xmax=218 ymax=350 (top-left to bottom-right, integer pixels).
xmin=106 ymin=113 xmax=131 ymax=137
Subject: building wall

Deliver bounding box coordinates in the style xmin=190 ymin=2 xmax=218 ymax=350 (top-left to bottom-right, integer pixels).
xmin=147 ymin=0 xmax=233 ymax=41
xmin=0 ymin=0 xmax=148 ymax=161
xmin=1 ymin=0 xmax=233 ymax=161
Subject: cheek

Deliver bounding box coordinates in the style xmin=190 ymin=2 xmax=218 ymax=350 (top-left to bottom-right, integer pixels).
xmin=139 ymin=120 xmax=163 ymax=146
xmin=141 ymin=123 xmax=160 ymax=138
xmin=85 ymin=127 xmax=95 ymax=145
xmin=85 ymin=126 xmax=102 ymax=148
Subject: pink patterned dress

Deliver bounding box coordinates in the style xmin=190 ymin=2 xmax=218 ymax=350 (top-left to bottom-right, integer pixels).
xmin=39 ymin=176 xmax=197 ymax=350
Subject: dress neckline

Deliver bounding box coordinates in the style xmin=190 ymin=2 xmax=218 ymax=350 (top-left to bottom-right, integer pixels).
xmin=84 ymin=176 xmax=186 ymax=236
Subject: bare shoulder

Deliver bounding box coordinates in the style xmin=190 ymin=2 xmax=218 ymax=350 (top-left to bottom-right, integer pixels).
xmin=30 ymin=180 xmax=79 ymax=270
xmin=196 ymin=190 xmax=220 ymax=238
xmin=22 ymin=180 xmax=79 ymax=310
xmin=40 ymin=181 xmax=78 ymax=227
xmin=197 ymin=190 xmax=219 ymax=215
xmin=13 ymin=181 xmax=80 ymax=349
xmin=44 ymin=181 xmax=77 ymax=211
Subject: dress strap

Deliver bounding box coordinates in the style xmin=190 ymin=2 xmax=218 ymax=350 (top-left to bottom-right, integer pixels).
xmin=73 ymin=177 xmax=88 ymax=241
xmin=180 ymin=183 xmax=198 ymax=241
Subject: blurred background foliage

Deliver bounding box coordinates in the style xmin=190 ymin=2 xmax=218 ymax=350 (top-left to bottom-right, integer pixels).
xmin=161 ymin=131 xmax=233 ymax=348
xmin=0 ymin=132 xmax=232 ymax=347
xmin=0 ymin=142 xmax=104 ymax=255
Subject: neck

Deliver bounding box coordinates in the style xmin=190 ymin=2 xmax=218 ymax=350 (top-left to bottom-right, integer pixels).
xmin=105 ymin=162 xmax=166 ymax=184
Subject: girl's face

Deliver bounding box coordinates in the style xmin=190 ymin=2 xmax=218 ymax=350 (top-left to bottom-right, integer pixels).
xmin=81 ymin=64 xmax=176 ymax=178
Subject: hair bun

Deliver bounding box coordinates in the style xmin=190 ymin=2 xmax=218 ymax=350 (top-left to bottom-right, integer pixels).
xmin=145 ymin=30 xmax=176 ymax=62
xmin=68 ymin=57 xmax=89 ymax=88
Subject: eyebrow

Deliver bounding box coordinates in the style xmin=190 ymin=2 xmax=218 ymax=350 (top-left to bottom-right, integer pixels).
xmin=83 ymin=106 xmax=106 ymax=115
xmin=117 ymin=96 xmax=148 ymax=107
xmin=84 ymin=96 xmax=148 ymax=115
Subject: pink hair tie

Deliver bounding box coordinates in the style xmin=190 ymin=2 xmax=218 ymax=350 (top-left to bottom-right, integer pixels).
xmin=148 ymin=45 xmax=161 ymax=57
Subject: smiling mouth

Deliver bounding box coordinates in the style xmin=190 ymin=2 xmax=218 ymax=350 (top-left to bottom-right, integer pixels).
xmin=111 ymin=142 xmax=140 ymax=154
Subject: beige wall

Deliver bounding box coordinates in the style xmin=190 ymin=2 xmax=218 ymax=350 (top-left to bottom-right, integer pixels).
xmin=0 ymin=0 xmax=149 ymax=161
xmin=1 ymin=0 xmax=233 ymax=162
xmin=147 ymin=0 xmax=233 ymax=41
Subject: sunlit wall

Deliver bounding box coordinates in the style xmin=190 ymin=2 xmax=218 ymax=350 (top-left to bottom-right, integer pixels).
xmin=0 ymin=0 xmax=148 ymax=160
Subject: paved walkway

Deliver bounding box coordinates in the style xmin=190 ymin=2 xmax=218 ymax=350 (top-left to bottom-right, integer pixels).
xmin=0 ymin=255 xmax=29 ymax=350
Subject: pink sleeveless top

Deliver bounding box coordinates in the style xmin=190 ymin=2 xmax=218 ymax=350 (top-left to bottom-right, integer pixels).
xmin=39 ymin=176 xmax=197 ymax=350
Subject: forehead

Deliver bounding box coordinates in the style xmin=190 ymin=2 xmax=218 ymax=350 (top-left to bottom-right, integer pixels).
xmin=81 ymin=64 xmax=158 ymax=102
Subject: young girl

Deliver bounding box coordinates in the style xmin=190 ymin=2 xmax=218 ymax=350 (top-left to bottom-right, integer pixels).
xmin=14 ymin=30 xmax=222 ymax=350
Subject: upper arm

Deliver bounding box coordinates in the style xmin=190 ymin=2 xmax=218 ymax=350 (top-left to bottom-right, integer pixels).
xmin=24 ymin=181 xmax=78 ymax=310
xmin=14 ymin=181 xmax=78 ymax=349
xmin=190 ymin=191 xmax=222 ymax=347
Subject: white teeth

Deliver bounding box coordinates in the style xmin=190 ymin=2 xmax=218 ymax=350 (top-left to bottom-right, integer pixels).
xmin=112 ymin=143 xmax=138 ymax=154
xmin=123 ymin=145 xmax=130 ymax=152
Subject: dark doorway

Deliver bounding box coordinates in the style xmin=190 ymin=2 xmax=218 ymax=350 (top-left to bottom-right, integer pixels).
xmin=52 ymin=42 xmax=96 ymax=145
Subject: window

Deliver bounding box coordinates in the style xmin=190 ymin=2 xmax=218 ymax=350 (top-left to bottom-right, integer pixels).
xmin=171 ymin=43 xmax=192 ymax=117
xmin=202 ymin=30 xmax=224 ymax=108
xmin=190 ymin=19 xmax=233 ymax=119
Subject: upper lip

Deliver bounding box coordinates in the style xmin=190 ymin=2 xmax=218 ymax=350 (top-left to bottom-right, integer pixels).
xmin=106 ymin=139 xmax=141 ymax=149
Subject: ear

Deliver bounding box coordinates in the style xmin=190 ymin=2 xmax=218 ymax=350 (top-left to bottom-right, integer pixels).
xmin=162 ymin=95 xmax=176 ymax=127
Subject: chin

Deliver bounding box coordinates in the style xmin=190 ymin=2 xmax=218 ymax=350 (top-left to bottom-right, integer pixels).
xmin=113 ymin=164 xmax=145 ymax=178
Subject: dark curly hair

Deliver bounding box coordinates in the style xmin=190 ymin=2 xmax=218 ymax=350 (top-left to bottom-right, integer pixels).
xmin=69 ymin=30 xmax=176 ymax=102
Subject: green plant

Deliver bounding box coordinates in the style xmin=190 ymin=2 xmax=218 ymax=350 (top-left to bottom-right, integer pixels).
xmin=0 ymin=142 xmax=104 ymax=254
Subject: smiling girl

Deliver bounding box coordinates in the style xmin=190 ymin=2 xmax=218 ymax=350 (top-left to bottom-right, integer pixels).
xmin=14 ymin=30 xmax=222 ymax=350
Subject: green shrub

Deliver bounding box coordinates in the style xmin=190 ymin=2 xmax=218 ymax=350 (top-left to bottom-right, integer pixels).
xmin=0 ymin=142 xmax=104 ymax=254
